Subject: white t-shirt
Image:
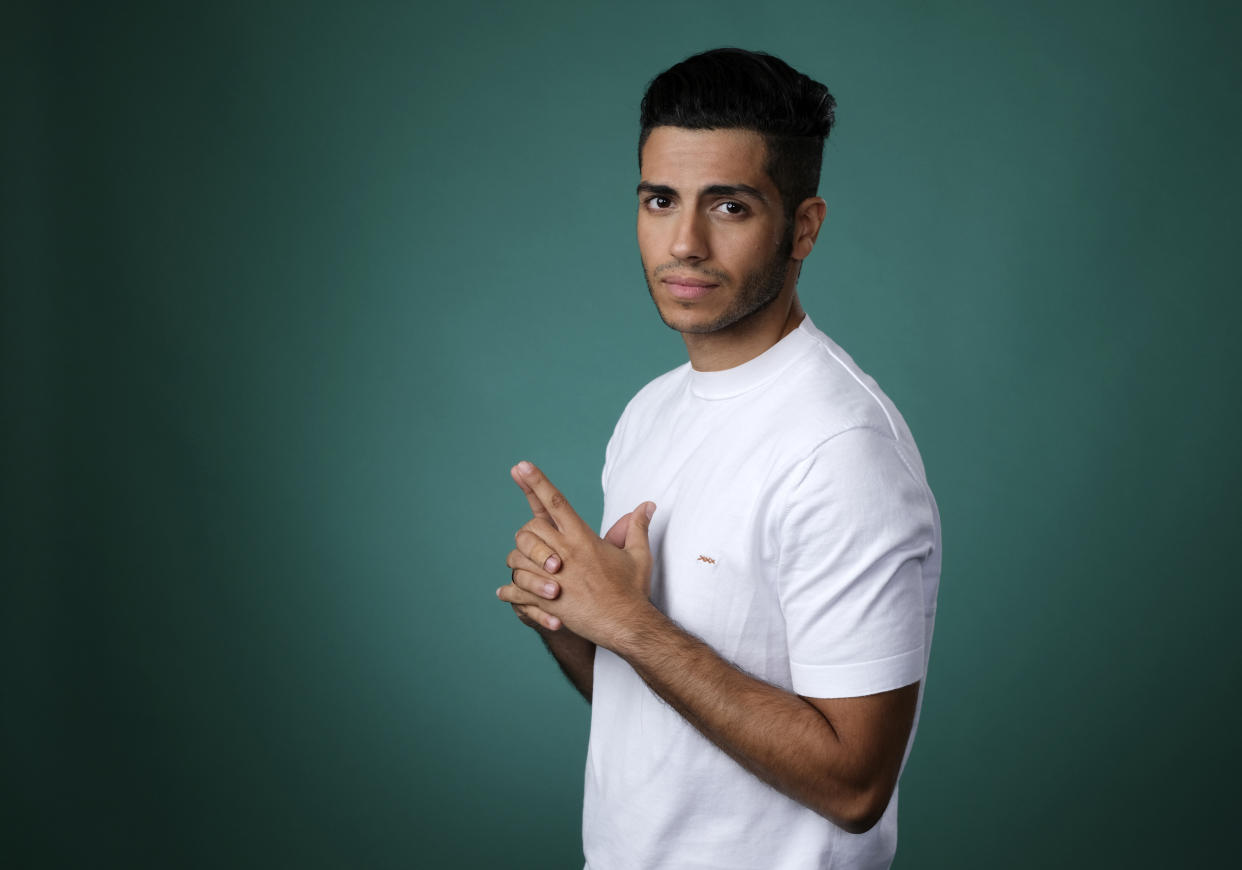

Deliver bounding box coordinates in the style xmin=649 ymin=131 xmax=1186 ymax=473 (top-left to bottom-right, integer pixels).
xmin=583 ymin=316 xmax=941 ymax=870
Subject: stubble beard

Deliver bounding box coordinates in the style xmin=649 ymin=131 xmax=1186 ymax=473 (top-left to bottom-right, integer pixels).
xmin=643 ymin=223 xmax=795 ymax=336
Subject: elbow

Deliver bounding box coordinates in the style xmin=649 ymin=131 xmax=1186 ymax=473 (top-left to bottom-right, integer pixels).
xmin=835 ymin=804 xmax=884 ymax=836
xmin=819 ymin=784 xmax=896 ymax=836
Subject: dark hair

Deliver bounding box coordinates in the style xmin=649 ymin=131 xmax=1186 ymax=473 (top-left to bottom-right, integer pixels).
xmin=638 ymin=48 xmax=836 ymax=219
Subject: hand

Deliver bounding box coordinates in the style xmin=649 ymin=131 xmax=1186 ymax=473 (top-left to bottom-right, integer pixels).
xmin=499 ymin=461 xmax=656 ymax=651
xmin=502 ymin=462 xmax=634 ymax=632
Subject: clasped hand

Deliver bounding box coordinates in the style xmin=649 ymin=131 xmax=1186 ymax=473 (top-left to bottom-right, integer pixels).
xmin=497 ymin=460 xmax=656 ymax=652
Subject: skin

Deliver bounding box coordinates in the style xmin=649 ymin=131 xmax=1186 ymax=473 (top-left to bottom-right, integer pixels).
xmin=636 ymin=126 xmax=823 ymax=372
xmin=497 ymin=127 xmax=920 ymax=834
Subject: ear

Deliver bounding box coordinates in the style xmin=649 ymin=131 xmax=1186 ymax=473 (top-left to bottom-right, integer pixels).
xmin=791 ymin=197 xmax=827 ymax=261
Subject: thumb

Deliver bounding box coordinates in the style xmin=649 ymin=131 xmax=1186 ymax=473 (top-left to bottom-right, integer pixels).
xmin=624 ymin=501 xmax=656 ymax=552
xmin=603 ymin=512 xmax=631 ymax=549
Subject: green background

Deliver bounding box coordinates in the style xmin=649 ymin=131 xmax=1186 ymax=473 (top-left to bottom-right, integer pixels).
xmin=4 ymin=1 xmax=1240 ymax=866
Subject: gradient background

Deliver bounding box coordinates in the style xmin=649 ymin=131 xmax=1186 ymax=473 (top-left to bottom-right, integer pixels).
xmin=4 ymin=1 xmax=1240 ymax=867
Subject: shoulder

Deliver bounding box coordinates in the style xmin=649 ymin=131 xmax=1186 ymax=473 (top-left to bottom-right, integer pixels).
xmin=609 ymin=361 xmax=692 ymax=439
xmin=602 ymin=361 xmax=691 ymax=486
xmin=759 ymin=320 xmax=920 ymax=463
xmin=769 ymin=326 xmax=939 ymax=547
xmin=790 ymin=325 xmax=900 ymax=432
xmin=625 ymin=362 xmax=691 ymax=413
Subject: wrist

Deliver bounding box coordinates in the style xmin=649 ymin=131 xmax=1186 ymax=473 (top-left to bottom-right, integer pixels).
xmin=606 ymin=599 xmax=670 ymax=660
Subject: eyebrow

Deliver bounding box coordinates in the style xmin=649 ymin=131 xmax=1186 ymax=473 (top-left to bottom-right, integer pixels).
xmin=637 ymin=182 xmax=676 ymax=198
xmin=636 ymin=181 xmax=770 ymax=205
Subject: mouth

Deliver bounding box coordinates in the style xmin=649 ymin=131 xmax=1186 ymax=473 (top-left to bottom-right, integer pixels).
xmin=660 ymin=275 xmax=720 ymax=300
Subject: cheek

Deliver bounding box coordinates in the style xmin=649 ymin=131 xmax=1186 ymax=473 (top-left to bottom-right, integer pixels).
xmin=726 ymin=238 xmax=774 ymax=271
xmin=636 ymin=229 xmax=662 ymax=267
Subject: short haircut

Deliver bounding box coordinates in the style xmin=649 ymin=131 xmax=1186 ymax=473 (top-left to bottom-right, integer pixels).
xmin=638 ymin=48 xmax=836 ymax=220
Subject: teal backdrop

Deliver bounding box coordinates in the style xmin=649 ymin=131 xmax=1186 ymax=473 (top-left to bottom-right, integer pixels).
xmin=4 ymin=1 xmax=1240 ymax=867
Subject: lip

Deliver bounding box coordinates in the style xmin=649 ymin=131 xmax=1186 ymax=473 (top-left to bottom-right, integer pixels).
xmin=661 ymin=275 xmax=719 ymax=300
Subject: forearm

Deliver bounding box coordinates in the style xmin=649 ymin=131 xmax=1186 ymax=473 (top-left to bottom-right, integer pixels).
xmin=613 ymin=605 xmax=892 ymax=833
xmin=500 ymin=464 xmax=906 ymax=830
xmin=538 ymin=626 xmax=596 ymax=703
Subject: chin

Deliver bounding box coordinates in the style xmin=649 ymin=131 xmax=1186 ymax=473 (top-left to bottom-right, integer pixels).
xmin=655 ymin=306 xmax=737 ymax=336
xmin=658 ymin=289 xmax=785 ymax=336
xmin=651 ymin=299 xmax=710 ymax=333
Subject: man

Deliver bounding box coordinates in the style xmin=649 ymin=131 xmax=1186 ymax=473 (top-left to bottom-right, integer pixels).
xmin=498 ymin=48 xmax=941 ymax=870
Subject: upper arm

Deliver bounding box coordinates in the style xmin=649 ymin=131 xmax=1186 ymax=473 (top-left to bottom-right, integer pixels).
xmin=778 ymin=428 xmax=936 ymax=700
xmin=774 ymin=430 xmax=934 ymax=832
xmin=802 ymin=680 xmax=921 ymax=832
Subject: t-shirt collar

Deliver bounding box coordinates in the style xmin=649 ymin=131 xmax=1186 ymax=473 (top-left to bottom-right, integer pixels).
xmin=688 ymin=315 xmax=817 ymax=400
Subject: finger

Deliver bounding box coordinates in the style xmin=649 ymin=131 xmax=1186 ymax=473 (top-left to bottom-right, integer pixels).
xmin=515 ymin=527 xmax=562 ymax=574
xmin=497 ymin=584 xmax=563 ymax=630
xmin=506 ymin=599 xmax=561 ymax=631
xmin=506 ymin=554 xmax=560 ymax=600
xmin=509 ymin=603 xmax=539 ymax=629
xmin=625 ymin=501 xmax=656 ymax=552
xmin=603 ymin=512 xmax=631 ymax=549
xmin=512 ymin=603 xmax=562 ymax=632
xmin=515 ymin=461 xmax=590 ymax=536
xmin=505 ymin=546 xmax=559 ymax=579
xmin=511 ymin=464 xmax=557 ymax=530
xmin=518 ymin=514 xmax=561 ymax=540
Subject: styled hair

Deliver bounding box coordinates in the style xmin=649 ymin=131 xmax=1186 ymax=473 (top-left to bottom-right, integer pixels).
xmin=638 ymin=48 xmax=836 ymax=219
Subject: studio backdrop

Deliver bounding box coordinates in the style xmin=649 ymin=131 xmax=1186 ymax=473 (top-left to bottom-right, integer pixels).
xmin=4 ymin=1 xmax=1239 ymax=867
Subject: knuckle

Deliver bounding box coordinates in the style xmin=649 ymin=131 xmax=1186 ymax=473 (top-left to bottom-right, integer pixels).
xmin=549 ymin=491 xmax=567 ymax=510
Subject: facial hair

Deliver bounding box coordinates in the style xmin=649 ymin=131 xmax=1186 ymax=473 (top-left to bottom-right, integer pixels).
xmin=643 ymin=221 xmax=795 ymax=335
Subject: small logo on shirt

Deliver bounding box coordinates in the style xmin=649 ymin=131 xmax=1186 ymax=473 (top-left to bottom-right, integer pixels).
xmin=696 ymin=555 xmax=717 ymax=565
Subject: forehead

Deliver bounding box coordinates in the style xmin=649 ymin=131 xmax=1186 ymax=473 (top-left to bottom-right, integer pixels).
xmin=639 ymin=127 xmax=771 ymax=189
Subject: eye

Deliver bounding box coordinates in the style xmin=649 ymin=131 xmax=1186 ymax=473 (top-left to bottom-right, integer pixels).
xmin=715 ymin=201 xmax=746 ymax=216
xmin=644 ymin=196 xmax=673 ymax=210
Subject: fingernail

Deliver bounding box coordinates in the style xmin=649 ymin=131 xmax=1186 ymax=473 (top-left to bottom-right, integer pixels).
xmin=544 ymin=555 xmax=560 ymax=572
xmin=645 ymin=502 xmax=656 ymax=519
xmin=547 ymin=617 xmax=560 ymax=630
xmin=543 ymin=582 xmax=557 ymax=597
xmin=518 ymin=460 xmax=533 ymax=475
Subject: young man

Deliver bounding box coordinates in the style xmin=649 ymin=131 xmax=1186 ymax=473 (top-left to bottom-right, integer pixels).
xmin=498 ymin=48 xmax=941 ymax=870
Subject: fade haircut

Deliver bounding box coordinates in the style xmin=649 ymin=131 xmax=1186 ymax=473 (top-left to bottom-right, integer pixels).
xmin=638 ymin=48 xmax=836 ymax=221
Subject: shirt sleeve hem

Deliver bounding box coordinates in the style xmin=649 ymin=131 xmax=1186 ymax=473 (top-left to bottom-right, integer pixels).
xmin=790 ymin=648 xmax=924 ymax=699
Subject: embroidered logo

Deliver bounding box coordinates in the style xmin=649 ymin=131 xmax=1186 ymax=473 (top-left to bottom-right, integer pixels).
xmin=697 ymin=555 xmax=716 ymax=565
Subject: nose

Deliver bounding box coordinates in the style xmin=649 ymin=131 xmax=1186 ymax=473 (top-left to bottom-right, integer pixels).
xmin=669 ymin=210 xmax=708 ymax=262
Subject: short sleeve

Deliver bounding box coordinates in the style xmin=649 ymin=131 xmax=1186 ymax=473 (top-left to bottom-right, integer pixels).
xmin=601 ymin=401 xmax=632 ymax=497
xmin=777 ymin=426 xmax=935 ymax=699
xmin=600 ymin=400 xmax=636 ymax=534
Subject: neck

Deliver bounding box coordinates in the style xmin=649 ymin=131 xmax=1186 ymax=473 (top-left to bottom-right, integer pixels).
xmin=683 ymin=289 xmax=805 ymax=372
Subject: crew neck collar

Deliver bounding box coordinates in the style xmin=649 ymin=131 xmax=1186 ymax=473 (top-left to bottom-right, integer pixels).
xmin=688 ymin=316 xmax=818 ymax=400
